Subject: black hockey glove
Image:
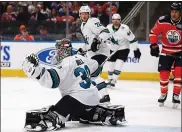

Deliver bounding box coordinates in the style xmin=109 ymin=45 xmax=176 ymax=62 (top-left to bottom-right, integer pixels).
xmin=150 ymin=43 xmax=159 ymax=57
xmin=91 ymin=38 xmax=101 ymax=52
xmin=77 ymin=48 xmax=86 ymax=56
xmin=134 ymin=48 xmax=141 ymax=59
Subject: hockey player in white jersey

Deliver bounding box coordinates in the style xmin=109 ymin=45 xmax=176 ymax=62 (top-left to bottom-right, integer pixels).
xmin=22 ymin=38 xmax=126 ymax=131
xmin=107 ymin=14 xmax=141 ymax=88
xmin=78 ymin=5 xmax=112 ymax=104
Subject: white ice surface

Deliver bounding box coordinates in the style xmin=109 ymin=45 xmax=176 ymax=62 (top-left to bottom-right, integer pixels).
xmin=1 ymin=78 xmax=181 ymax=132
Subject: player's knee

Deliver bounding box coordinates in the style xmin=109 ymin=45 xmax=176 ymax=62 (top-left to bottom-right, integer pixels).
xmin=160 ymin=70 xmax=170 ymax=80
xmin=174 ymin=66 xmax=182 ymax=77
xmin=115 ymin=59 xmax=125 ymax=71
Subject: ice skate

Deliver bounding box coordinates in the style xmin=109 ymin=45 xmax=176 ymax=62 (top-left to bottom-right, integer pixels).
xmin=158 ymin=93 xmax=168 ymax=107
xmin=172 ymin=93 xmax=180 ymax=109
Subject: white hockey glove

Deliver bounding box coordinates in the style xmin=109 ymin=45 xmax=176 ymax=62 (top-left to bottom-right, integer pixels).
xmin=22 ymin=53 xmax=43 ymax=78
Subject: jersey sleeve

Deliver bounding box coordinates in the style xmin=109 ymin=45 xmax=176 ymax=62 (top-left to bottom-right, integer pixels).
xmin=90 ymin=18 xmax=111 ymax=42
xmin=36 ymin=65 xmax=68 ymax=89
xmin=124 ymin=25 xmax=139 ymax=50
xmin=86 ymin=58 xmax=99 ymax=75
xmin=149 ymin=20 xmax=162 ymax=44
xmin=124 ymin=25 xmax=135 ymax=41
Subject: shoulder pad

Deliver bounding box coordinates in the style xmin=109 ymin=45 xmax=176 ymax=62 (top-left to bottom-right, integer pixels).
xmin=120 ymin=24 xmax=129 ymax=29
xmin=90 ymin=17 xmax=100 ymax=23
xmin=158 ymin=14 xmax=170 ymax=23
xmin=107 ymin=24 xmax=112 ymax=28
xmin=159 ymin=16 xmax=165 ymax=20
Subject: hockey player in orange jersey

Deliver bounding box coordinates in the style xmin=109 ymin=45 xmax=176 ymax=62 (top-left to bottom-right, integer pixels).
xmin=149 ymin=2 xmax=182 ymax=108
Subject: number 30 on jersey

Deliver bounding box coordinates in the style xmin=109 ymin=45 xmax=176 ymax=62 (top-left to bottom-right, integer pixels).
xmin=74 ymin=65 xmax=92 ymax=89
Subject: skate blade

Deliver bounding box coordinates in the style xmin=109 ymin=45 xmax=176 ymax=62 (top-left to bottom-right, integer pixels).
xmin=173 ymin=103 xmax=179 ymax=109
xmin=159 ymin=102 xmax=164 ymax=107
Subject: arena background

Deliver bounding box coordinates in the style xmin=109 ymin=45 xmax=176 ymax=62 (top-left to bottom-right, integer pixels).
xmin=0 ymin=1 xmax=173 ymax=80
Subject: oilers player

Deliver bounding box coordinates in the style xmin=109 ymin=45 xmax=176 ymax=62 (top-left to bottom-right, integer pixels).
xmin=78 ymin=5 xmax=113 ymax=104
xmin=22 ymin=38 xmax=126 ymax=131
xmin=106 ymin=14 xmax=141 ymax=88
xmin=149 ymin=2 xmax=182 ymax=108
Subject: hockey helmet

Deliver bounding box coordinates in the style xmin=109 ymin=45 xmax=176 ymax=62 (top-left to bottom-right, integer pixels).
xmin=171 ymin=2 xmax=182 ymax=11
xmin=79 ymin=6 xmax=91 ymax=16
xmin=55 ymin=38 xmax=72 ymax=63
xmin=112 ymin=13 xmax=121 ymax=20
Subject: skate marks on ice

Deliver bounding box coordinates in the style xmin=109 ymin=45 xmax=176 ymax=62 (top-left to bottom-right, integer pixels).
xmin=1 ymin=78 xmax=181 ymax=132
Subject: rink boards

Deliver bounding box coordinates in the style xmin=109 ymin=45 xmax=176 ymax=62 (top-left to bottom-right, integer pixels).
xmin=1 ymin=41 xmax=161 ymax=81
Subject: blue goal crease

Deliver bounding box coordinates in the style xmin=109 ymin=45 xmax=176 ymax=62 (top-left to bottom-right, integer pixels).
xmin=1 ymin=40 xmax=162 ymax=45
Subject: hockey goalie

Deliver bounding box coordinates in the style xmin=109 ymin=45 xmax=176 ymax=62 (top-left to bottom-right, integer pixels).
xmin=22 ymin=38 xmax=126 ymax=131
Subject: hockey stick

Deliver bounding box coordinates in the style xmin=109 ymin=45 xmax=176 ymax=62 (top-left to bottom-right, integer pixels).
xmin=160 ymin=53 xmax=182 ymax=59
xmin=100 ymin=47 xmax=121 ymax=67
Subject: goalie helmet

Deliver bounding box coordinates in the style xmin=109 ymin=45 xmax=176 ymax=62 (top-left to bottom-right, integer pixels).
xmin=55 ymin=38 xmax=72 ymax=63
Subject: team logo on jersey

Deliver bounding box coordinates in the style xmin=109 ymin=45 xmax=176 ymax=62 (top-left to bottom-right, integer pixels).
xmin=127 ymin=31 xmax=131 ymax=36
xmin=166 ymin=30 xmax=181 ymax=44
xmin=36 ymin=47 xmax=77 ymax=67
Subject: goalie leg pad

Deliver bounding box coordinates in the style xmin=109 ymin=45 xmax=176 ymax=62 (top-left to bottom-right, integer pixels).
xmin=83 ymin=105 xmax=126 ymax=126
xmin=24 ymin=106 xmax=66 ymax=132
xmin=97 ymin=105 xmax=126 ymax=125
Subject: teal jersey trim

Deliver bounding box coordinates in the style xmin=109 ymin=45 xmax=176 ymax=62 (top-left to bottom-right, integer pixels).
xmin=47 ymin=69 xmax=60 ymax=88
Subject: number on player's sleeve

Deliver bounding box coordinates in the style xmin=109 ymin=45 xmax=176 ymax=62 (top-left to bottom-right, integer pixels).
xmin=94 ymin=22 xmax=103 ymax=27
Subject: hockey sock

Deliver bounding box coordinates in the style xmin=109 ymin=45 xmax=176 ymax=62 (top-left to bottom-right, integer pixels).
xmin=112 ymin=59 xmax=125 ymax=85
xmin=107 ymin=61 xmax=115 ymax=81
xmin=160 ymin=70 xmax=170 ymax=95
xmin=173 ymin=66 xmax=182 ymax=95
xmin=92 ymin=76 xmax=109 ymax=98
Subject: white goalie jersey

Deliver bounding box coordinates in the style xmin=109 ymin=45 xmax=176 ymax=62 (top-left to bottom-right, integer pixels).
xmin=107 ymin=24 xmax=138 ymax=51
xmin=36 ymin=54 xmax=100 ymax=106
xmin=81 ymin=17 xmax=111 ymax=58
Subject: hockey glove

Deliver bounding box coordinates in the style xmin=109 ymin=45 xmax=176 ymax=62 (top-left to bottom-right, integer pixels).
xmin=77 ymin=48 xmax=86 ymax=56
xmin=22 ymin=53 xmax=42 ymax=78
xmin=150 ymin=43 xmax=159 ymax=57
xmin=91 ymin=38 xmax=101 ymax=52
xmin=134 ymin=48 xmax=141 ymax=59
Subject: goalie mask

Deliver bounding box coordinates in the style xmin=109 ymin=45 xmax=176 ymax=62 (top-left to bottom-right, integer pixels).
xmin=55 ymin=38 xmax=72 ymax=63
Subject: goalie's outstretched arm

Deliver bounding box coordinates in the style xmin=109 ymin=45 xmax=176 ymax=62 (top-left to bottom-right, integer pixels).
xmin=22 ymin=53 xmax=65 ymax=89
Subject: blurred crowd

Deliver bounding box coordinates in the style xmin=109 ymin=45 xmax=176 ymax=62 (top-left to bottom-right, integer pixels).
xmin=0 ymin=1 xmax=119 ymax=24
xmin=0 ymin=1 xmax=135 ymax=41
